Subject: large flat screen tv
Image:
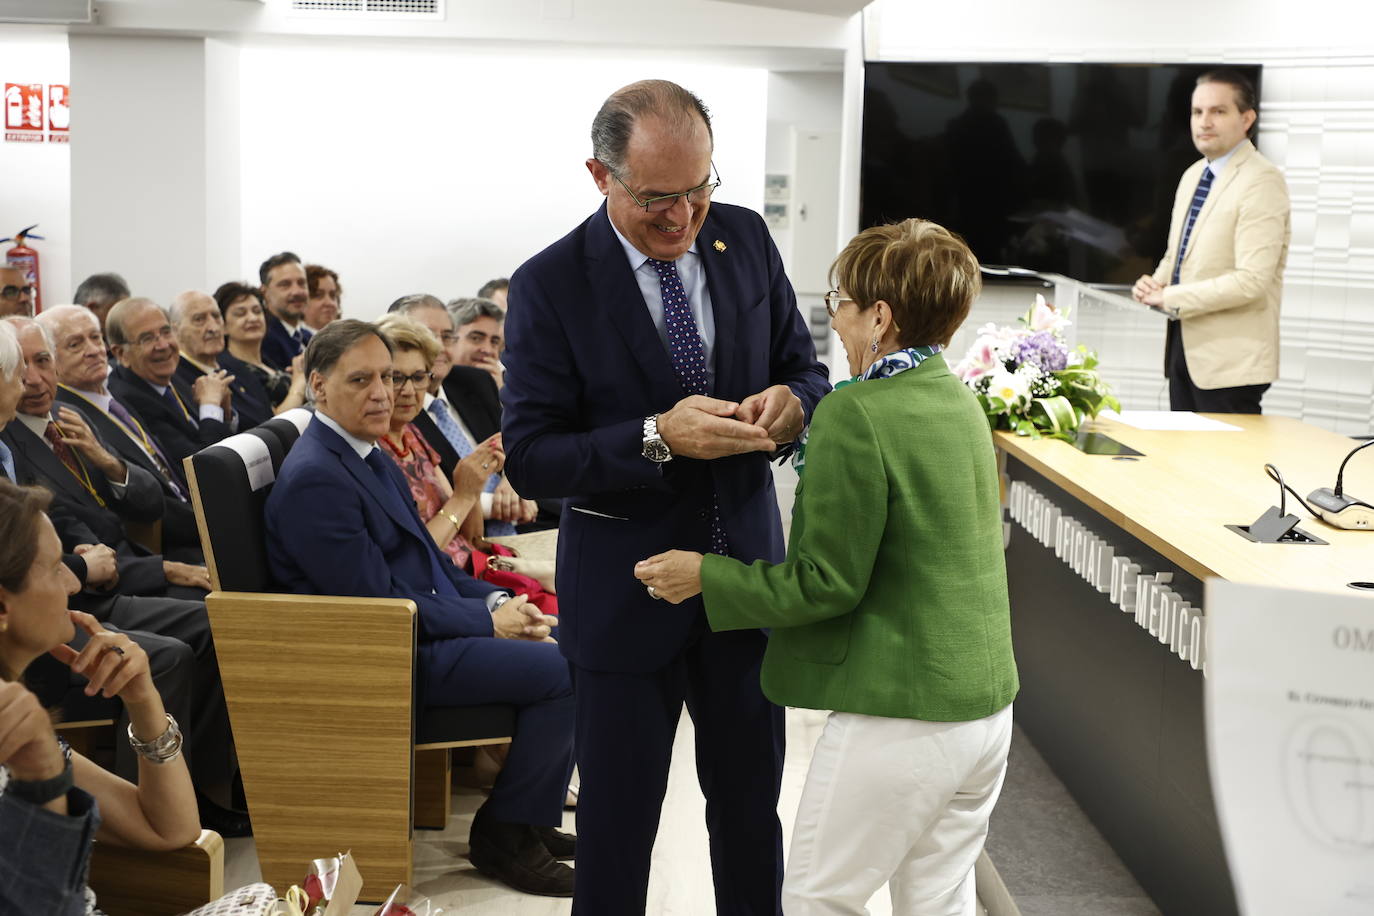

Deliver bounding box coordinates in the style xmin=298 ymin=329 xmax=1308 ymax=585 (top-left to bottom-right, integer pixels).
xmin=861 ymin=61 xmax=1263 ymax=286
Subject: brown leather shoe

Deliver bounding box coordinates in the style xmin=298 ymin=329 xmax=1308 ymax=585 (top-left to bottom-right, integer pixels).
xmin=469 ymin=811 xmax=575 ymax=897
xmin=534 ymin=824 xmax=577 ymax=860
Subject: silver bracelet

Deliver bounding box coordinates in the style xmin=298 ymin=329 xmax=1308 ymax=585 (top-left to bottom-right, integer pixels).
xmin=127 ymin=713 xmax=184 ymax=765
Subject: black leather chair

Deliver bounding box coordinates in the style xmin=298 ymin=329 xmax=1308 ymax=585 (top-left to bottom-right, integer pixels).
xmin=185 ymin=424 xmax=514 ymax=901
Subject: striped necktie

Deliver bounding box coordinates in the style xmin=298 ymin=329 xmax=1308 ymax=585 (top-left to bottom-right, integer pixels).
xmin=647 ymin=257 xmax=729 ymax=556
xmin=0 ymin=439 xmax=14 ymax=482
xmin=108 ymin=396 xmax=186 ymax=500
xmin=44 ymin=422 xmax=86 ymax=483
xmin=1172 ymin=166 xmax=1214 ymax=285
xmin=428 ymin=398 xmax=472 ymax=459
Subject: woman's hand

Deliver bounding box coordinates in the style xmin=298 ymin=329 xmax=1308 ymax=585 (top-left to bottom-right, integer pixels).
xmin=0 ymin=681 xmax=65 ymax=783
xmin=49 ymin=611 xmax=157 ymax=706
xmin=455 ymin=434 xmax=505 ymax=496
xmin=634 ymin=550 xmax=705 ymax=604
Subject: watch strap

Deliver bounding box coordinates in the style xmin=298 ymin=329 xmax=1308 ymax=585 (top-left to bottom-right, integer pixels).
xmin=6 ymin=759 xmax=75 ymax=806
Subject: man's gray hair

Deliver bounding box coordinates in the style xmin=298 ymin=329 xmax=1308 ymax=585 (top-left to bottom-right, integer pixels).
xmin=303 ymin=318 xmax=395 ymax=381
xmin=2 ymin=315 xmax=56 ymax=356
xmin=447 ymin=297 xmax=505 ymax=329
xmin=168 ymin=290 xmax=213 ymax=326
xmin=73 ymin=272 xmax=130 ymax=308
xmin=590 ymin=79 xmax=713 ymax=179
xmin=105 ymin=297 xmax=167 ymax=348
xmin=0 ymin=319 xmax=21 ymax=381
xmin=36 ymin=304 xmax=100 ymax=340
xmin=476 ymin=278 xmax=509 ymax=300
xmin=387 ymin=293 xmax=446 ymax=316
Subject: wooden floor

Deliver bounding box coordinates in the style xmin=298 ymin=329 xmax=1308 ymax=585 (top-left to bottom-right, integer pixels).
xmin=225 ymin=707 xmax=996 ymax=914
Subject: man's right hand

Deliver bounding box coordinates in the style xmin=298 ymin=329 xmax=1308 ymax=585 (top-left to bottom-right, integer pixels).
xmin=163 ymin=561 xmax=211 ymax=591
xmin=1132 ymin=274 xmax=1164 ymax=306
xmin=74 ymin=543 xmax=119 ymax=590
xmin=491 ymin=594 xmax=557 ymax=643
xmin=657 ymin=395 xmax=776 ymax=460
xmin=193 ymin=370 xmax=234 ymax=408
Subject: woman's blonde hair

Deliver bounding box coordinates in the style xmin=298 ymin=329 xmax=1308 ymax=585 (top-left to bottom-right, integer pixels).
xmin=374 ymin=313 xmax=441 ymax=368
xmin=829 ymin=219 xmax=982 ymax=348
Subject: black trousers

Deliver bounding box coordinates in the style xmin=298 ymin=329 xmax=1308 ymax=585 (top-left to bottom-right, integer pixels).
xmin=1165 ymin=320 xmax=1270 ymax=414
xmin=570 ymin=625 xmax=785 ymax=916
xmin=30 ymin=592 xmax=238 ymax=808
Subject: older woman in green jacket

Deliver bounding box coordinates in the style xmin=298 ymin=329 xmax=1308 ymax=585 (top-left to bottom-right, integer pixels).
xmin=636 ymin=219 xmax=1018 ymax=915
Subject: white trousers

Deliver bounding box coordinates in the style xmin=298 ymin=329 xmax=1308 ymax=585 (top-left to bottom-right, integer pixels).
xmin=783 ymin=704 xmax=1014 ymax=916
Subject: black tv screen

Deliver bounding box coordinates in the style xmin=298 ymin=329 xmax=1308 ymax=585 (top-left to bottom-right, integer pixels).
xmin=861 ymin=61 xmax=1263 ymax=285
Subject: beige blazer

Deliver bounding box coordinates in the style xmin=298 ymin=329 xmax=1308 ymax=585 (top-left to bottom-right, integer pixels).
xmin=1152 ymin=139 xmax=1290 ymax=389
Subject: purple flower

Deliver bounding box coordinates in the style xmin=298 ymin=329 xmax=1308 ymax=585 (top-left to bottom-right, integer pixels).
xmin=1010 ymin=331 xmax=1069 ymax=373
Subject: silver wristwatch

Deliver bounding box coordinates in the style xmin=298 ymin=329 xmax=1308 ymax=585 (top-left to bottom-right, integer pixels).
xmin=642 ymin=415 xmax=673 ymax=463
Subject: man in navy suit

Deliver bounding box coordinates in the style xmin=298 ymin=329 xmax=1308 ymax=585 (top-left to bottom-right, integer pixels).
xmin=258 ymin=251 xmax=312 ymax=371
xmin=106 ymin=297 xmax=236 ymax=466
xmin=264 ymin=320 xmax=578 ymax=897
xmin=503 ymin=80 xmax=831 ymax=914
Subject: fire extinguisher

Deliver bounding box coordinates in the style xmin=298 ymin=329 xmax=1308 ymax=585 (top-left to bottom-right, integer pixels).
xmin=2 ymin=224 xmax=44 ymax=315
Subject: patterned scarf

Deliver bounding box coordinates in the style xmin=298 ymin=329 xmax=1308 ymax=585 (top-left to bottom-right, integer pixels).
xmin=790 ymin=345 xmax=942 ymax=479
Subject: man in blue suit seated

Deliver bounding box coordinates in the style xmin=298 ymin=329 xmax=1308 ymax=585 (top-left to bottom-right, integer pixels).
xmin=264 ymin=320 xmax=578 ymax=897
xmin=503 ymin=80 xmax=831 ymax=914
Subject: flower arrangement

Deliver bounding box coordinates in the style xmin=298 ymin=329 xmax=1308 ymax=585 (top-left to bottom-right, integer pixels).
xmin=954 ymin=294 xmax=1118 ymax=440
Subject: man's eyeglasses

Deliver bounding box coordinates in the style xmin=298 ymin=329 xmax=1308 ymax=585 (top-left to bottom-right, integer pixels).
xmin=1 ymin=285 xmax=33 ymax=300
xmin=823 ymin=291 xmax=857 ymax=319
xmin=388 ymin=370 xmax=433 ymax=389
xmin=609 ymin=163 xmax=722 ymax=214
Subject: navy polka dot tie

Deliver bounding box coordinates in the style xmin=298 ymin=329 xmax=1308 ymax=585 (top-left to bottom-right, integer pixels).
xmin=648 ymin=257 xmax=728 ymax=556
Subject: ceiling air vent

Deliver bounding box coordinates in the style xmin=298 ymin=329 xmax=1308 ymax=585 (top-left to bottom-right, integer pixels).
xmin=290 ymin=0 xmax=443 ymax=19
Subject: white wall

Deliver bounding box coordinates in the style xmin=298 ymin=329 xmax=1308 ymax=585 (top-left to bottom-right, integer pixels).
xmin=861 ymin=0 xmax=1374 ymax=435
xmin=237 ymin=41 xmax=769 ymax=314
xmin=0 ymin=29 xmax=70 ymax=305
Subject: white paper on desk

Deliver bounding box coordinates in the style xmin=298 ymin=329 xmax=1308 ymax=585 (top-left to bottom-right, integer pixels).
xmin=1205 ymin=580 xmax=1374 ymax=916
xmin=1100 ymin=409 xmax=1242 ymax=431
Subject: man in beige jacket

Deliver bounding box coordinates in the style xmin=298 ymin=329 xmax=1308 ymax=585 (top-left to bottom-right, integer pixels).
xmin=1133 ymin=69 xmax=1290 ymax=413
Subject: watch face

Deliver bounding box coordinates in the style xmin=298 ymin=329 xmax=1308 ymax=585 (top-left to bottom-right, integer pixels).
xmin=643 ymin=438 xmax=672 ymax=462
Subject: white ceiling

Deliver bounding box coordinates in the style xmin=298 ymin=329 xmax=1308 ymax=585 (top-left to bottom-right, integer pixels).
xmin=715 ymin=0 xmax=871 ymax=15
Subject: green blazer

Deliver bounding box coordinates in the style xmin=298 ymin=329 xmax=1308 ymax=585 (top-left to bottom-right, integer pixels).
xmin=702 ymin=353 xmax=1018 ymax=722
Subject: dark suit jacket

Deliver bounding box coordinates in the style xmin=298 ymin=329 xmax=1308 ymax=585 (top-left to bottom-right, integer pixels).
xmin=264 ymin=417 xmax=503 ymax=698
xmin=503 ymin=202 xmax=830 ymax=671
xmin=3 ymin=412 xmax=171 ymax=595
xmin=442 ymin=366 xmax=501 ymax=443
xmin=261 ymin=314 xmax=307 ymax=372
xmin=218 ymin=351 xmax=284 ymax=419
xmin=412 ymin=407 xmax=461 ymax=481
xmin=108 ymin=365 xmax=233 ymax=466
xmin=176 ymin=354 xmax=273 ymax=430
xmin=54 ymin=384 xmax=200 ymax=554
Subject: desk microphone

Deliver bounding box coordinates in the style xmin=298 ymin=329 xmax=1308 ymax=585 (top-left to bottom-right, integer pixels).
xmin=1307 ymin=439 xmax=1374 ymax=531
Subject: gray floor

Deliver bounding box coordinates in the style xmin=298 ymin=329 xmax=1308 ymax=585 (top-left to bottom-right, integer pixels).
xmin=986 ymin=725 xmax=1161 ymax=916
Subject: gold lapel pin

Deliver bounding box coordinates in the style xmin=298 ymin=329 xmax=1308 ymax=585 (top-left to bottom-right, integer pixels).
xmin=713 ymin=240 xmax=726 ymax=252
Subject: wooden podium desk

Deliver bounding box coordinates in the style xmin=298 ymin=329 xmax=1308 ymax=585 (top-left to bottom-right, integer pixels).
xmin=994 ymin=415 xmax=1372 ymax=916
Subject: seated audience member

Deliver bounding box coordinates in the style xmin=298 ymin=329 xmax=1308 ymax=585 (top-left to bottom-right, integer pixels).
xmin=0 ymin=322 xmax=241 ymax=835
xmin=0 ymin=265 xmax=32 ymax=318
xmin=170 ymin=291 xmax=274 ymax=429
xmin=215 ymin=282 xmax=308 ymax=412
xmin=476 ymin=277 xmax=509 ymax=311
xmin=106 ymin=297 xmax=235 ymax=464
xmin=72 ymin=272 xmax=131 ymax=338
xmin=258 ymin=252 xmax=311 ymax=371
xmin=264 ymin=320 xmax=576 ymax=897
xmin=303 ymin=264 xmax=342 ymax=331
xmin=447 ymin=297 xmax=506 ymax=391
xmin=387 ymin=296 xmax=535 ymax=535
xmin=374 ymin=315 xmax=507 ymax=566
xmin=0 ymin=480 xmax=202 ymax=915
xmin=39 ymin=305 xmax=201 ymax=556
